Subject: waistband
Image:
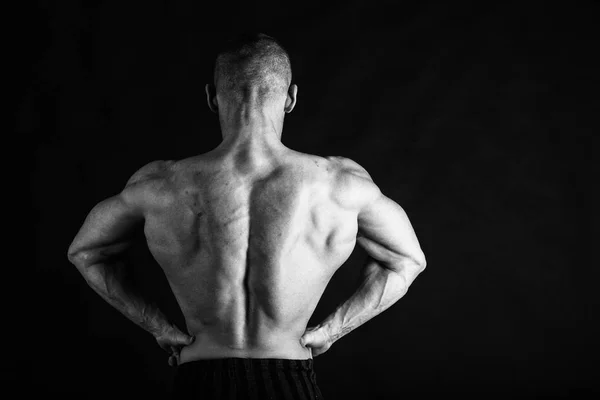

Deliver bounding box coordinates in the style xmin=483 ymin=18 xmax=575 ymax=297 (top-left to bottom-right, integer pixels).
xmin=177 ymin=357 xmax=314 ymax=372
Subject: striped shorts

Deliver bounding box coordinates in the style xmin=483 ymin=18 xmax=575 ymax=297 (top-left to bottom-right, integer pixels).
xmin=171 ymin=358 xmax=325 ymax=399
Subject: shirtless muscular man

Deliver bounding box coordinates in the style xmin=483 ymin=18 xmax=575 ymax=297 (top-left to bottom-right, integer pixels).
xmin=68 ymin=33 xmax=426 ymax=399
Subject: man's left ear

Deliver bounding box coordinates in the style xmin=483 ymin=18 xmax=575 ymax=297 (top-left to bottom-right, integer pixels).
xmin=284 ymin=84 xmax=298 ymax=113
xmin=205 ymin=84 xmax=218 ymax=113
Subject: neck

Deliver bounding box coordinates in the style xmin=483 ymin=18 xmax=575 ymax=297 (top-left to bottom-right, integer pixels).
xmin=216 ymin=100 xmax=287 ymax=167
xmin=218 ymin=99 xmax=285 ymax=145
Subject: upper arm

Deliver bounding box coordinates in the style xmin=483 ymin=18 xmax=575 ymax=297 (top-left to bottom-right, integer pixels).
xmin=67 ymin=160 xmax=171 ymax=267
xmin=67 ymin=192 xmax=142 ymax=267
xmin=331 ymin=157 xmax=426 ymax=273
xmin=357 ymin=192 xmax=426 ymax=272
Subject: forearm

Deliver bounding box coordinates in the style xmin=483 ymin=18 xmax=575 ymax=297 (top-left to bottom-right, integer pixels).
xmin=71 ymin=256 xmax=171 ymax=338
xmin=318 ymin=257 xmax=413 ymax=343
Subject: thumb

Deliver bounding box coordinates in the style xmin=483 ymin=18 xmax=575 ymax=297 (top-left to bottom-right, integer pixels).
xmin=175 ymin=332 xmax=195 ymax=345
xmin=300 ymin=335 xmax=308 ymax=347
xmin=170 ymin=329 xmax=194 ymax=345
xmin=301 ymin=330 xmax=317 ymax=347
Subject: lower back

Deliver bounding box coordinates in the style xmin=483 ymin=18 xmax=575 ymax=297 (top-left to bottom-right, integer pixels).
xmin=180 ymin=319 xmax=313 ymax=363
xmin=173 ymin=250 xmax=337 ymax=362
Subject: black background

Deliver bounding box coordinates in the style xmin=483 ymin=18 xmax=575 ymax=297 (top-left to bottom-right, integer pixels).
xmin=21 ymin=0 xmax=597 ymax=398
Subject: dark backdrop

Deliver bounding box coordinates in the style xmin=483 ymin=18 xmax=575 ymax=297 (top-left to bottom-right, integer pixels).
xmin=21 ymin=0 xmax=597 ymax=398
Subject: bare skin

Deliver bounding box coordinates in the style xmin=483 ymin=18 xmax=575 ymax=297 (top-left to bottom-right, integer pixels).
xmin=68 ymin=83 xmax=426 ymax=367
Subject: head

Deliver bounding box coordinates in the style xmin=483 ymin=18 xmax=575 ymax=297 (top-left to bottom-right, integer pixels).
xmin=206 ymin=33 xmax=297 ymax=118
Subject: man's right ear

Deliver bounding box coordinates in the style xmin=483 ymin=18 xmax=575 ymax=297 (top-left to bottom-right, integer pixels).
xmin=205 ymin=84 xmax=218 ymax=113
xmin=285 ymin=84 xmax=298 ymax=113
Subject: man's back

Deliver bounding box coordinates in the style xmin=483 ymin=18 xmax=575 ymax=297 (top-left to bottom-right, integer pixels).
xmin=137 ymin=144 xmax=374 ymax=362
xmin=67 ymin=33 xmax=426 ymax=399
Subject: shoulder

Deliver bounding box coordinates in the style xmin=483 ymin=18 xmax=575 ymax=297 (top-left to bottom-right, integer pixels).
xmin=326 ymin=156 xmax=374 ymax=180
xmin=325 ymin=156 xmax=381 ymax=208
xmin=121 ymin=160 xmax=177 ymax=209
xmin=125 ymin=160 xmax=176 ymax=186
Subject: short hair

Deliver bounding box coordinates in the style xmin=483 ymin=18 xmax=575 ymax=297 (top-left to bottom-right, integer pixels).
xmin=213 ymin=33 xmax=292 ymax=103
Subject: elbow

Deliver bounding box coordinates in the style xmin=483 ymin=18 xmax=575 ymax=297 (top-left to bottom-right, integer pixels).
xmin=68 ymin=235 xmax=98 ymax=268
xmin=67 ymin=249 xmax=84 ymax=268
xmin=67 ymin=244 xmax=92 ymax=269
xmin=385 ymin=253 xmax=426 ymax=276
xmin=67 ymin=241 xmax=80 ymax=263
xmin=410 ymin=249 xmax=426 ymax=275
xmin=395 ymin=253 xmax=426 ymax=275
xmin=416 ymin=253 xmax=427 ymax=273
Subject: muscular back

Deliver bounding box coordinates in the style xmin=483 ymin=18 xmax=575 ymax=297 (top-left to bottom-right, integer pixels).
xmin=136 ymin=148 xmax=373 ymax=361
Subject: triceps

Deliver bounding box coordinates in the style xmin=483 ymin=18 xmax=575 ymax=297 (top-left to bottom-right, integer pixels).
xmin=68 ymin=193 xmax=144 ymax=268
